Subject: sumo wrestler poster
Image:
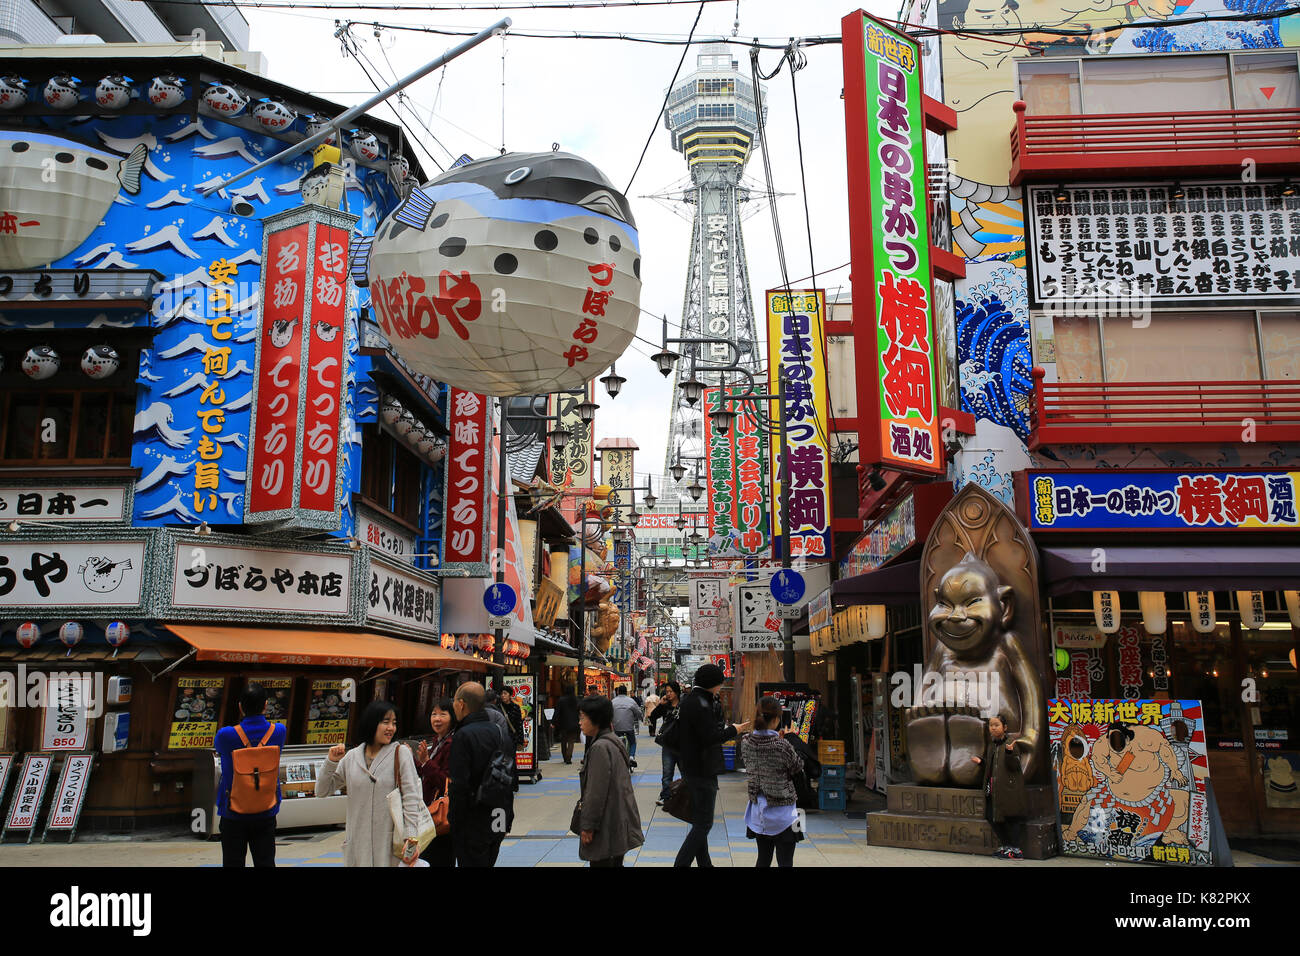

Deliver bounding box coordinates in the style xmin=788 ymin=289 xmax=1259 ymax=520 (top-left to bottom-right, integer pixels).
xmin=1050 ymin=699 xmax=1212 ymax=866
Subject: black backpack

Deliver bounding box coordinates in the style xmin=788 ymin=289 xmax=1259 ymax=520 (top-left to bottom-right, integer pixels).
xmin=476 ymin=725 xmax=515 ymax=810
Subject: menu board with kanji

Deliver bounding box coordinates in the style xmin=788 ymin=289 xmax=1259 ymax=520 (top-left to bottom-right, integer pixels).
xmin=167 ymin=677 xmax=227 ymax=750
xmin=305 ymin=679 xmax=351 ymax=745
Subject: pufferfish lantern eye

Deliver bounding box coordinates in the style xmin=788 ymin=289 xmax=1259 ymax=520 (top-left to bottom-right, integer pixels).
xmin=504 ymin=166 xmax=531 ymax=185
xmin=578 ymin=189 xmax=627 ymax=223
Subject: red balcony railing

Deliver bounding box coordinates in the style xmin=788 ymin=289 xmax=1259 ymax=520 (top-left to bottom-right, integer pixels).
xmin=1009 ymin=100 xmax=1300 ymax=184
xmin=1029 ymin=368 xmax=1300 ymax=448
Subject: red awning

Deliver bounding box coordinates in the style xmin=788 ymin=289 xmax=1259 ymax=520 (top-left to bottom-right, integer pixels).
xmin=167 ymin=625 xmax=492 ymax=670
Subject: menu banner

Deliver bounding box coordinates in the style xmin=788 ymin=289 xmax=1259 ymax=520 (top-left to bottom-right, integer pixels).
xmin=306 ymin=679 xmax=350 ymax=745
xmin=5 ymin=753 xmax=52 ymax=834
xmin=40 ymin=675 xmax=92 ymax=751
xmin=167 ymin=677 xmax=226 ymax=750
xmin=444 ymin=389 xmax=491 ymax=566
xmin=45 ymin=754 xmax=93 ymax=832
xmin=705 ymin=385 xmax=770 ymax=559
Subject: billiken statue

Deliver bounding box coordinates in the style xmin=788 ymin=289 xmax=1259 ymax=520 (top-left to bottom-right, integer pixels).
xmin=906 ymin=553 xmax=1047 ymax=788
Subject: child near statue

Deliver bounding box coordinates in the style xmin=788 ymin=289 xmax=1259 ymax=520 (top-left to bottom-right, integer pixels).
xmin=972 ymin=713 xmax=1028 ymax=860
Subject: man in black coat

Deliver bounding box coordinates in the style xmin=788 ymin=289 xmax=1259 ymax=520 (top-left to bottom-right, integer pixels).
xmin=551 ymin=684 xmax=580 ymax=764
xmin=673 ymin=664 xmax=750 ymax=868
xmin=450 ymin=682 xmax=514 ymax=866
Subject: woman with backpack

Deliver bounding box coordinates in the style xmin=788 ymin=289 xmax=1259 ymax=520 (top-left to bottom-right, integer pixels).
xmin=573 ymin=695 xmax=644 ymax=867
xmin=316 ymin=699 xmax=425 ymax=866
xmin=740 ymin=696 xmax=806 ymax=868
xmin=415 ymin=697 xmax=456 ymax=867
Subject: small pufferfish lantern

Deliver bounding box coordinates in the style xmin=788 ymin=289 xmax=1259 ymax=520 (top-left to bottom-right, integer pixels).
xmin=357 ymin=151 xmax=641 ymax=396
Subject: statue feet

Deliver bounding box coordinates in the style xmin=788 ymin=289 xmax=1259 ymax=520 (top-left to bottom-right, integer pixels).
xmin=904 ymin=704 xmax=988 ymax=787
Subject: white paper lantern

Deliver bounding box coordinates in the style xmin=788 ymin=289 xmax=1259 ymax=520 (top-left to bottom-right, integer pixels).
xmin=1092 ymin=590 xmax=1120 ymax=634
xmin=866 ymin=604 xmax=887 ymax=641
xmin=416 ymin=434 xmax=438 ymax=456
xmin=393 ymin=411 xmax=416 ymax=437
xmin=22 ymin=346 xmax=59 ymax=379
xmin=350 ymin=129 xmax=381 ymax=162
xmin=106 ymin=621 xmax=130 ymax=647
xmin=81 ymin=344 xmax=120 ymax=379
xmin=148 ymin=75 xmax=185 ymax=109
xmin=200 ymin=83 xmax=248 ymax=118
xmin=1138 ymin=591 xmax=1167 ymax=636
xmin=405 ymin=423 xmax=426 ymax=447
xmin=380 ymin=397 xmax=404 ymax=425
xmin=44 ymin=74 xmax=81 ymax=109
xmin=95 ymin=74 xmax=134 ymax=110
xmin=1188 ymin=590 xmax=1216 ymax=634
xmin=303 ymin=113 xmax=336 ymax=145
xmin=1237 ymin=590 xmax=1266 ymax=629
xmin=0 ymin=74 xmax=30 ymax=110
xmin=1286 ymin=591 xmax=1300 ymax=628
xmin=59 ymin=621 xmax=84 ymax=648
xmin=253 ymin=98 xmax=296 ymax=132
xmin=363 ymin=151 xmax=641 ymax=396
xmin=16 ymin=621 xmax=39 ymax=648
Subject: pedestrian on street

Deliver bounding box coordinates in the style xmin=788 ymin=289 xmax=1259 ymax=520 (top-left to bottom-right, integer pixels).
xmin=500 ymin=686 xmax=526 ymax=752
xmin=575 ymin=696 xmax=645 ymax=867
xmin=449 ymin=682 xmax=515 ymax=866
xmin=972 ymin=713 xmax=1027 ymax=860
xmin=551 ymin=683 xmax=580 ymax=764
xmin=741 ymin=697 xmax=806 ymax=868
xmin=610 ymin=684 xmax=643 ymax=769
xmin=315 ymin=700 xmax=424 ymax=867
xmin=485 ymin=688 xmax=520 ymax=790
xmin=215 ymin=682 xmax=287 ymax=867
xmin=673 ymin=664 xmax=750 ymax=868
xmin=651 ymin=681 xmax=681 ymax=806
xmin=644 ymin=688 xmax=662 ymax=734
xmin=415 ymin=696 xmax=456 ymax=867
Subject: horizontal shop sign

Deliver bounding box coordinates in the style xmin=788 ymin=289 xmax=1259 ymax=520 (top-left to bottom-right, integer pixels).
xmin=0 ymin=485 xmax=128 ymax=522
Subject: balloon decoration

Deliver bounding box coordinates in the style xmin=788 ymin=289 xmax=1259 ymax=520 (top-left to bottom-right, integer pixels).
xmin=59 ymin=621 xmax=84 ymax=648
xmin=303 ymin=114 xmax=336 ymax=145
xmin=393 ymin=410 xmax=416 ymax=437
xmin=361 ymin=151 xmax=641 ymax=396
xmin=200 ymin=83 xmax=249 ymax=118
xmin=95 ymin=75 xmax=135 ymax=109
xmin=22 ymin=346 xmax=60 ymax=380
xmin=253 ymin=98 xmax=296 ymax=132
xmin=380 ymin=397 xmax=404 ymax=425
xmin=148 ymin=74 xmax=186 ymax=108
xmin=349 ymin=129 xmax=381 ymax=162
xmin=81 ymin=344 xmax=120 ymax=379
xmin=16 ymin=622 xmax=40 ymax=648
xmin=44 ymin=74 xmax=81 ymax=109
xmin=106 ymin=621 xmax=130 ymax=648
xmin=0 ymin=74 xmax=30 ymax=109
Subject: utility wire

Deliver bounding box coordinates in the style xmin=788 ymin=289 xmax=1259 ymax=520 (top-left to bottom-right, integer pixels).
xmin=372 ymin=24 xmax=458 ymax=164
xmin=624 ymin=0 xmax=705 ymax=195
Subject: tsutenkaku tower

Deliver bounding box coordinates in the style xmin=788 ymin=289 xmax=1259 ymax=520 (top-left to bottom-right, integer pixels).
xmin=661 ymin=44 xmax=766 ymax=491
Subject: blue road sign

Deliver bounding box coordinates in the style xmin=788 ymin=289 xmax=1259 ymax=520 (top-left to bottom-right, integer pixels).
xmin=769 ymin=569 xmax=806 ymax=605
xmin=483 ymin=583 xmax=518 ymax=616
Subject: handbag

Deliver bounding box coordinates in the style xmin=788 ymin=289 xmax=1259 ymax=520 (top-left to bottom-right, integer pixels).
xmin=569 ymin=798 xmax=584 ymax=836
xmin=663 ymin=777 xmax=693 ymax=824
xmin=430 ymin=785 xmax=450 ymax=838
xmin=389 ymin=744 xmax=437 ymax=860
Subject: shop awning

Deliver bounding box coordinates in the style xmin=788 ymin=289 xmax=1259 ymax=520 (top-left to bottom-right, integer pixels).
xmin=167 ymin=625 xmax=492 ymax=670
xmin=1040 ymin=546 xmax=1300 ymax=596
xmin=831 ymin=560 xmax=921 ymax=607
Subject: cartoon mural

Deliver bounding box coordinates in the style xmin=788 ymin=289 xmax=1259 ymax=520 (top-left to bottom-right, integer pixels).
xmin=0 ymin=67 xmax=410 ymax=537
xmin=1050 ymin=698 xmax=1214 ymax=865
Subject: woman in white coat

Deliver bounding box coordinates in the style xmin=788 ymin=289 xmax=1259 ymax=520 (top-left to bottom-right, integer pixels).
xmin=316 ymin=699 xmax=424 ymax=866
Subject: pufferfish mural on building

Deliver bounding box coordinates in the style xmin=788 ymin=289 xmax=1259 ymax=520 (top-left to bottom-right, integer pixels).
xmin=0 ymin=128 xmax=145 ymax=270
xmin=356 ymin=151 xmax=641 ymax=397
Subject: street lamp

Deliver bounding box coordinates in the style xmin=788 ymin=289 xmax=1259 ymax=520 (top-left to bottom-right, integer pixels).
xmin=669 ymin=458 xmax=687 ymax=483
xmin=708 ymin=406 xmax=736 ymax=435
xmin=576 ymin=398 xmax=600 ymax=423
xmin=680 ymin=372 xmax=704 ymax=407
xmin=547 ymin=425 xmax=570 ymax=451
xmin=687 ymin=475 xmax=704 ymax=502
xmin=599 ymin=363 xmax=626 ymax=398
xmin=652 ymin=349 xmax=679 ymax=377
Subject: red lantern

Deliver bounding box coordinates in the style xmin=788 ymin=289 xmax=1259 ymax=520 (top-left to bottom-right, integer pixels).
xmin=16 ymin=621 xmax=39 ymax=648
xmin=106 ymin=621 xmax=130 ymax=648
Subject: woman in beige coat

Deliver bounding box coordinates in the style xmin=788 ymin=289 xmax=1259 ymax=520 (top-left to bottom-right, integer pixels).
xmin=316 ymin=700 xmax=424 ymax=866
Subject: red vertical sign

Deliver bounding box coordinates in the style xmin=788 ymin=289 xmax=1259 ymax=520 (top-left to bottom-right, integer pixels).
xmin=444 ymin=388 xmax=489 ymax=564
xmin=248 ymin=223 xmax=309 ymax=515
xmin=300 ymin=224 xmax=349 ymax=513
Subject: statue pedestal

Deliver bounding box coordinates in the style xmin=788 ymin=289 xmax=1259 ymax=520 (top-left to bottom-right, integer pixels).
xmin=867 ymin=785 xmax=1059 ymax=859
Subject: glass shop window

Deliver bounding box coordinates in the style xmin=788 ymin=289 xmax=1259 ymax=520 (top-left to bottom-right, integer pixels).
xmin=1019 ymin=60 xmax=1081 ymax=115
xmin=1241 ymin=625 xmax=1300 ymax=754
xmin=1084 ymin=55 xmax=1231 ymax=114
xmin=1232 ymin=52 xmax=1300 ymax=110
xmin=1168 ymin=622 xmax=1246 ymax=749
xmin=0 ymin=340 xmax=138 ymax=464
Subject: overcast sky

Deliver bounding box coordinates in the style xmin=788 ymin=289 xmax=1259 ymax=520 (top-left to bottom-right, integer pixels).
xmin=243 ymin=0 xmax=895 ymax=485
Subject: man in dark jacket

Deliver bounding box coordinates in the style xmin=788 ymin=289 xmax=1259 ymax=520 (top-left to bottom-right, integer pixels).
xmin=551 ymin=684 xmax=580 ymax=764
xmin=450 ymin=682 xmax=514 ymax=866
xmin=673 ymin=664 xmax=750 ymax=868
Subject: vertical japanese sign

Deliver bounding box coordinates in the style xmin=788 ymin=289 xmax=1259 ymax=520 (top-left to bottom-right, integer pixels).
xmin=690 ymin=573 xmax=731 ymax=654
xmin=504 ymin=675 xmax=535 ymax=772
xmin=842 ymin=13 xmax=943 ymax=477
xmin=444 ymin=389 xmax=490 ymax=567
xmin=40 ymin=675 xmax=91 ymax=751
xmin=704 ymin=212 xmax=732 ymax=363
xmin=245 ymin=207 xmax=358 ymax=529
xmin=5 ymin=753 xmax=52 ymax=837
xmin=300 ymin=223 xmax=349 ymax=513
xmin=194 ymin=254 xmax=240 ymax=519
xmin=704 ymin=385 xmax=769 ymax=558
xmin=548 ymin=386 xmax=595 ymax=522
xmin=45 ymin=753 xmax=93 ymax=834
xmin=601 ymin=446 xmax=636 ymax=528
xmin=767 ymin=288 xmax=832 ymax=560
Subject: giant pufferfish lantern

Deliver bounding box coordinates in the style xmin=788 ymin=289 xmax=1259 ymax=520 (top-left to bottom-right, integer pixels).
xmin=357 ymin=151 xmax=641 ymax=396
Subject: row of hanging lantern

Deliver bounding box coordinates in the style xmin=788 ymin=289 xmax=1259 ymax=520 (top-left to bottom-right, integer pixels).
xmin=380 ymin=396 xmax=445 ymax=468
xmin=15 ymin=621 xmax=130 ymax=650
xmin=10 ymin=345 xmax=121 ymax=380
xmin=0 ymin=74 xmax=401 ymax=169
xmin=1092 ymin=590 xmax=1300 ymax=635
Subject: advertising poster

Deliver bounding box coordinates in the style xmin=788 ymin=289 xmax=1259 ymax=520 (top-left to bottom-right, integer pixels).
xmin=40 ymin=675 xmax=91 ymax=751
xmin=759 ymin=684 xmax=820 ymax=744
xmin=1263 ymin=754 xmax=1300 ymax=809
xmin=503 ymin=675 xmax=535 ymax=772
xmin=306 ymin=679 xmax=350 ymax=745
xmin=166 ymin=677 xmax=227 ymax=750
xmin=1050 ymin=698 xmax=1212 ymax=866
xmin=704 ymin=385 xmax=770 ymax=558
xmin=256 ymin=677 xmax=294 ymax=728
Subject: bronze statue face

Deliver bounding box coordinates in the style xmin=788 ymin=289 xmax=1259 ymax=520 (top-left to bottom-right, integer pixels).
xmin=928 ymin=559 xmax=1012 ymax=654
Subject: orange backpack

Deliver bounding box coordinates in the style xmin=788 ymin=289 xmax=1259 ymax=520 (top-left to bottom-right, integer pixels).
xmin=228 ymin=725 xmax=281 ymax=814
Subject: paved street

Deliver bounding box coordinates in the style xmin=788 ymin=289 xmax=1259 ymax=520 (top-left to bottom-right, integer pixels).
xmin=0 ymin=732 xmax=1291 ymax=867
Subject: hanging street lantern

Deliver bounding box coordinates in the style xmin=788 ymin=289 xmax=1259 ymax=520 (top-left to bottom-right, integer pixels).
xmin=361 ymin=151 xmax=642 ymax=396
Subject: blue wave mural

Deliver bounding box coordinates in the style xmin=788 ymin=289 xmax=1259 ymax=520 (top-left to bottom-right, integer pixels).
xmin=956 ymin=287 xmax=1033 ymax=440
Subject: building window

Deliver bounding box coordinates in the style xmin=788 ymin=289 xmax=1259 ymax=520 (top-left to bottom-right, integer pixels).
xmin=1019 ymin=60 xmax=1081 ymax=115
xmin=359 ymin=424 xmax=424 ymax=527
xmin=0 ymin=338 xmax=138 ymax=465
